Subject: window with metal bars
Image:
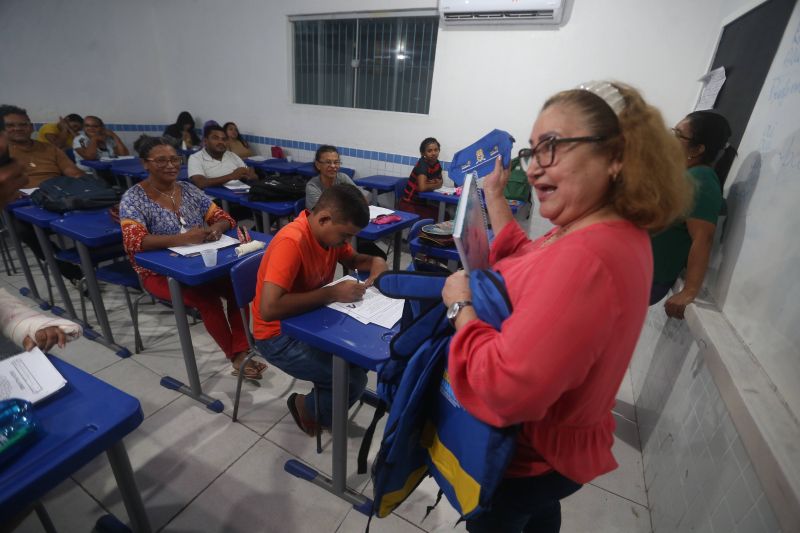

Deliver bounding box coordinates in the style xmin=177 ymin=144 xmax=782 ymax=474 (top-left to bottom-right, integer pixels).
xmin=292 ymin=13 xmax=439 ymax=114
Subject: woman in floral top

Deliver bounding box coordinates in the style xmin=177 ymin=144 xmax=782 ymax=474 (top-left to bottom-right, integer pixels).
xmin=120 ymin=136 xmax=265 ymax=379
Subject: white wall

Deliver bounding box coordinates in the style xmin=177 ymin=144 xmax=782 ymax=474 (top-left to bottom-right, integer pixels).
xmin=0 ymin=0 xmax=745 ymax=163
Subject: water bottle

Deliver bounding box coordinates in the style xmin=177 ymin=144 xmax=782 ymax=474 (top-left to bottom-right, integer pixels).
xmin=0 ymin=398 xmax=40 ymax=467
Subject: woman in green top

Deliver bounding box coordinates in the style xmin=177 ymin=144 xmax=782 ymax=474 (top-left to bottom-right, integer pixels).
xmin=650 ymin=111 xmax=736 ymax=317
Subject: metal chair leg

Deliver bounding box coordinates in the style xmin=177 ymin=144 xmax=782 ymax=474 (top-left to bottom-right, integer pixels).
xmin=314 ymin=389 xmax=322 ymax=453
xmin=232 ymin=350 xmax=259 ymax=422
xmin=33 ymin=502 xmax=58 ymax=533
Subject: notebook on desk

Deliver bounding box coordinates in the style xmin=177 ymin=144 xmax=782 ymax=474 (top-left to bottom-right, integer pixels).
xmin=452 ymin=172 xmax=490 ymax=274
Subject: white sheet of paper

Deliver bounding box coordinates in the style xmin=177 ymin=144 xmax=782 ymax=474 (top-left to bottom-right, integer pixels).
xmin=695 ymin=67 xmax=726 ymax=111
xmin=168 ymin=233 xmax=240 ymax=256
xmin=100 ymin=155 xmax=135 ymax=161
xmin=224 ymin=180 xmax=251 ymax=191
xmin=325 ymin=276 xmax=404 ymax=329
xmin=369 ymin=205 xmax=395 ymax=219
xmin=438 ymin=186 xmax=458 ymax=195
xmin=247 ymin=155 xmax=267 ymax=162
xmin=19 ymin=188 xmax=38 ymax=195
xmin=0 ymin=347 xmax=67 ymax=404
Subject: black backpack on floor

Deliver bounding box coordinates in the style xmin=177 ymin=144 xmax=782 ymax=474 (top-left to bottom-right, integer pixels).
xmin=31 ymin=175 xmax=121 ymax=213
xmin=248 ymin=174 xmax=309 ymax=202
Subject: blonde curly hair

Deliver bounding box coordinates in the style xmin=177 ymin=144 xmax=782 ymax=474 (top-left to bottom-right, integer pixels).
xmin=543 ymin=82 xmax=693 ymax=232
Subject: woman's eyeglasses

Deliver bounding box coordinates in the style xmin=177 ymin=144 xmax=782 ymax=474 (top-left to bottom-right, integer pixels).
xmin=671 ymin=127 xmax=695 ymax=143
xmin=146 ymin=156 xmax=182 ymax=168
xmin=317 ymin=159 xmax=341 ymax=167
xmin=518 ymin=135 xmax=607 ymax=171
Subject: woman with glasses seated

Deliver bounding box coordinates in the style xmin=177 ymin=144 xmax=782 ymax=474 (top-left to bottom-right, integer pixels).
xmin=441 ymin=82 xmax=693 ymax=533
xmin=650 ymin=111 xmax=735 ymax=314
xmin=306 ymin=145 xmax=387 ymax=260
xmin=119 ymin=135 xmax=265 ymax=380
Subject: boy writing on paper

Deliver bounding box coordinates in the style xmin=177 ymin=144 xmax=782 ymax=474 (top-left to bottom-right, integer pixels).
xmin=252 ymin=184 xmax=387 ymax=436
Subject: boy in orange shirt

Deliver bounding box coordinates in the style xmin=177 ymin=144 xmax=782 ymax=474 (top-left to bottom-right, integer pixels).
xmin=252 ymin=184 xmax=387 ymax=436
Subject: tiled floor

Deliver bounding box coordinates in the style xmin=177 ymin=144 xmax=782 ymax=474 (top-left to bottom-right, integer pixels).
xmin=5 ymin=246 xmax=653 ymax=533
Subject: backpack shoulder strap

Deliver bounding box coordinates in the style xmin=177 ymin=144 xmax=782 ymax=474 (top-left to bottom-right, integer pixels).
xmin=374 ymin=271 xmax=448 ymax=300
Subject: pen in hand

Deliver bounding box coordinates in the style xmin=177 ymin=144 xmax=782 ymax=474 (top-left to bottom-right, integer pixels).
xmin=354 ymin=269 xmax=362 ymax=284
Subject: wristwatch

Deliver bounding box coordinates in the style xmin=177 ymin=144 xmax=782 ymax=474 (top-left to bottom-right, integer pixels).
xmin=447 ymin=300 xmax=473 ymax=327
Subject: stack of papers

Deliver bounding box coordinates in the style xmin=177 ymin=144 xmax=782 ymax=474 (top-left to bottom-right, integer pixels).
xmin=168 ymin=233 xmax=240 ymax=256
xmin=369 ymin=205 xmax=395 ymax=219
xmin=0 ymin=348 xmax=67 ymax=404
xmin=100 ymin=155 xmax=135 ymax=161
xmin=224 ymin=180 xmax=251 ymax=192
xmin=439 ymin=186 xmax=459 ymax=195
xmin=19 ymin=188 xmax=38 ymax=196
xmin=326 ymin=276 xmax=404 ymax=329
xmin=247 ymin=155 xmax=267 ymax=162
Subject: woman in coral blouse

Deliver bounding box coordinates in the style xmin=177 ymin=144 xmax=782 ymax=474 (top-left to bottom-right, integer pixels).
xmin=119 ymin=136 xmax=265 ymax=379
xmin=442 ymin=82 xmax=693 ymax=532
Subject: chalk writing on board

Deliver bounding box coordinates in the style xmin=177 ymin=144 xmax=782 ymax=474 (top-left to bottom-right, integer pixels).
xmin=768 ymin=74 xmax=800 ymax=104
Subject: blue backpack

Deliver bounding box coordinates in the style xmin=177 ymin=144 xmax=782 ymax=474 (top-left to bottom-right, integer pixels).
xmin=447 ymin=129 xmax=515 ymax=186
xmin=361 ymin=269 xmax=517 ymax=523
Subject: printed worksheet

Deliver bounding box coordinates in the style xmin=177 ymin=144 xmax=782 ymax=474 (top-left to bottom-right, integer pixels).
xmin=0 ymin=348 xmax=67 ymax=404
xmin=326 ymin=276 xmax=404 ymax=329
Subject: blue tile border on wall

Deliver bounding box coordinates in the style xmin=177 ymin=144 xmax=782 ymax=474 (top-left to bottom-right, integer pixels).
xmin=32 ymin=123 xmax=452 ymax=169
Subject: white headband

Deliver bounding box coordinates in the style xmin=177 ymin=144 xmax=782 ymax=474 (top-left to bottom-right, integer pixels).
xmin=576 ymin=81 xmax=625 ymax=115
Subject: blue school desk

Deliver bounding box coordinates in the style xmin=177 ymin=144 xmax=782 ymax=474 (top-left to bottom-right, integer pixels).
xmin=0 ymin=355 xmax=152 ymax=532
xmin=417 ymin=190 xmax=459 ymax=222
xmin=238 ymin=197 xmax=304 ymax=233
xmin=203 ymin=185 xmax=249 ymax=212
xmin=49 ymin=210 xmax=131 ymax=357
xmin=247 ymin=159 xmax=305 ymax=174
xmin=281 ymin=305 xmax=397 ymax=513
xmin=357 ymin=210 xmax=419 ymax=270
xmin=418 ymin=190 xmax=523 ymax=222
xmin=2 ymin=197 xmax=49 ymax=310
xmin=134 ymin=230 xmax=272 ymax=412
xmin=355 ymin=175 xmax=406 ymax=204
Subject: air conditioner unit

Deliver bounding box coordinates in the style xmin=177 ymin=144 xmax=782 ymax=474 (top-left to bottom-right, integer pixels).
xmin=439 ymin=0 xmax=566 ymax=26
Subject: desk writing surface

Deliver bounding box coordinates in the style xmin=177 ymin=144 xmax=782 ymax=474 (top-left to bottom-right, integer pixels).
xmin=6 ymin=197 xmax=32 ymax=210
xmin=418 ymin=190 xmax=460 ymax=205
xmin=50 ymin=210 xmax=121 ymax=248
xmin=204 ymin=186 xmax=249 ymax=205
xmin=135 ymin=229 xmax=271 ymax=286
xmin=281 ymin=306 xmax=396 ymax=371
xmin=0 ymin=356 xmax=143 ymax=517
xmin=355 ymin=175 xmax=405 ymax=191
xmin=251 ymin=159 xmax=304 ymax=174
xmin=11 ymin=205 xmax=62 ymax=227
xmin=239 ymin=198 xmax=298 ymax=216
xmin=79 ymin=159 xmax=112 ymax=171
xmin=357 ymin=210 xmax=419 ymax=240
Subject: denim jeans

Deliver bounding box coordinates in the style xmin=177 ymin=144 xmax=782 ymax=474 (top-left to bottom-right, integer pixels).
xmin=255 ymin=334 xmax=367 ymax=427
xmin=466 ymin=472 xmax=582 ymax=533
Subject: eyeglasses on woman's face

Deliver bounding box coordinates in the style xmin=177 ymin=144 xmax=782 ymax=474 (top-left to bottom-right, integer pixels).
xmin=518 ymin=135 xmax=607 ymax=171
xmin=671 ymin=127 xmax=694 ymax=144
xmin=146 ymin=156 xmax=182 ymax=168
xmin=317 ymin=159 xmax=341 ymax=167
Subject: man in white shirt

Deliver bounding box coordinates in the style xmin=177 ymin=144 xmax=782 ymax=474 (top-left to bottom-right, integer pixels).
xmin=187 ymin=124 xmax=256 ymax=189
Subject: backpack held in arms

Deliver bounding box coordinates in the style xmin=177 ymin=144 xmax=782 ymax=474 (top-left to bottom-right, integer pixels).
xmin=31 ymin=176 xmax=121 ymax=213
xmin=248 ymin=174 xmax=309 ymax=202
xmin=364 ymin=268 xmax=517 ymax=523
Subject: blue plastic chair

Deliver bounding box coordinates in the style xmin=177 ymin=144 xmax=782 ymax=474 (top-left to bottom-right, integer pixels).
xmin=229 ymin=249 xmax=323 ymax=451
xmin=229 ymin=250 xmax=265 ymax=422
